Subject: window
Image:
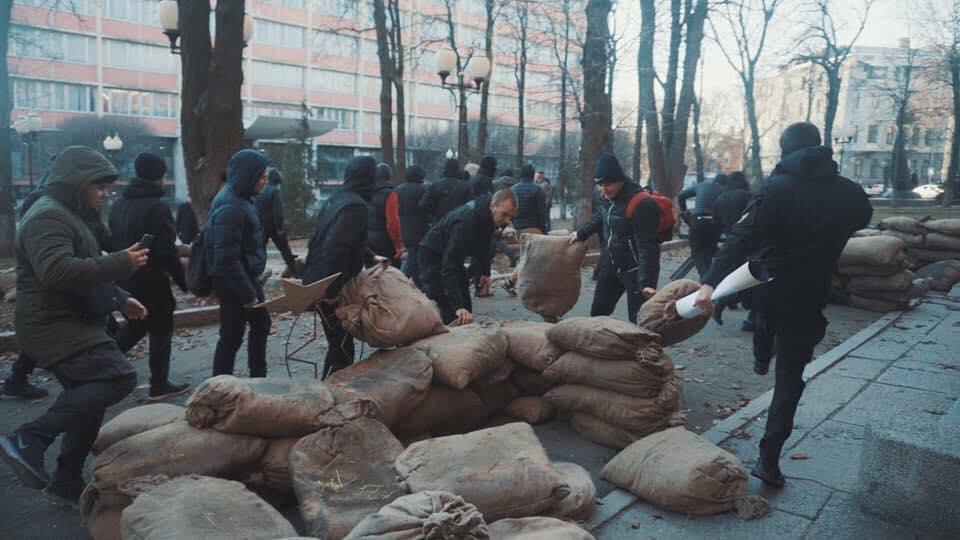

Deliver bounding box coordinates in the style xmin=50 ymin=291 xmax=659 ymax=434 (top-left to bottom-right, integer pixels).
xmin=313 ymin=107 xmax=356 ymax=130
xmin=867 ymin=65 xmax=887 ymax=79
xmin=526 ymin=71 xmax=552 ymax=90
xmin=255 ymin=20 xmax=305 ymax=49
xmin=311 ymin=69 xmax=357 ymax=94
xmin=104 ymin=39 xmax=178 ymax=73
xmin=867 ymin=124 xmax=879 ymax=143
xmin=101 ymin=88 xmax=176 ymax=118
xmin=926 ymin=129 xmax=942 ymax=146
xmin=492 ymin=94 xmax=519 ymax=114
xmin=910 ymin=127 xmax=921 ymax=146
xmin=313 ymin=31 xmax=358 ymax=57
xmin=853 ymin=159 xmax=863 ymax=177
xmin=247 ymin=102 xmax=303 ymax=120
xmin=418 ymin=83 xmax=453 ymax=107
xmin=529 ymin=45 xmax=553 ymax=64
xmin=252 ymin=61 xmax=304 ymax=88
xmin=462 ymin=0 xmax=486 ymax=17
xmin=13 ymin=78 xmax=96 ymax=112
xmin=315 ymin=0 xmax=355 ymax=18
xmin=318 ymin=145 xmax=355 ymax=180
xmin=103 ymin=0 xmax=157 ymax=24
xmin=15 ymin=0 xmax=93 ymax=15
xmin=362 ymin=76 xmax=381 ymax=97
xmin=526 ymin=100 xmax=557 ymax=117
xmin=492 ymin=64 xmax=514 ymax=85
xmin=260 ymin=0 xmax=305 ymax=8
xmin=413 ymin=116 xmax=453 ymax=135
xmin=362 ymin=112 xmax=379 ymax=133
xmin=10 ymin=26 xmax=94 ymax=64
xmin=885 ymin=126 xmax=895 ymax=145
xmin=869 ymin=159 xmax=881 ymax=178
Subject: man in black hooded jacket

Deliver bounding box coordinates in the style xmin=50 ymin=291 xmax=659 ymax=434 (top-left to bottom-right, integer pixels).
xmin=254 ymin=168 xmax=299 ymax=278
xmin=419 ymin=158 xmax=472 ymax=226
xmin=304 ymin=156 xmax=387 ymax=378
xmin=396 ymin=165 xmax=428 ymax=286
xmin=109 ymin=152 xmax=190 ymax=400
xmin=679 ymin=173 xmax=725 ymax=277
xmin=694 ymin=122 xmax=872 ymax=488
xmin=468 ymin=156 xmax=497 ymax=197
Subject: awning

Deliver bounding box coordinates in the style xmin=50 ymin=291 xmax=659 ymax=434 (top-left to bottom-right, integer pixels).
xmin=243 ymin=116 xmax=338 ymax=140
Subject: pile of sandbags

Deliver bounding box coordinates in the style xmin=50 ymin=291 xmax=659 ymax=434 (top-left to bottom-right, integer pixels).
xmin=515 ymin=234 xmax=588 ymax=321
xmin=833 ymin=235 xmax=928 ymax=312
xmin=541 ymin=317 xmax=683 ymax=449
xmin=499 ymin=320 xmax=563 ymax=426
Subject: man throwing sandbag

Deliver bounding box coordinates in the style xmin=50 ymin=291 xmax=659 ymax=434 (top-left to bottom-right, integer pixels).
xmin=694 ymin=122 xmax=872 ymax=488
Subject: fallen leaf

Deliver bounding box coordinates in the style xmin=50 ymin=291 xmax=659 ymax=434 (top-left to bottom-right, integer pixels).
xmin=923 ymin=409 xmax=946 ymax=416
xmin=731 ymin=382 xmax=742 ymax=390
xmin=790 ymin=453 xmax=810 ymax=460
xmin=675 ymin=364 xmax=686 ymax=371
xmin=692 ymin=377 xmax=706 ymax=383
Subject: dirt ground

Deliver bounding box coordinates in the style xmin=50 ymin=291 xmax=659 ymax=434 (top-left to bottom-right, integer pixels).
xmin=0 ymin=247 xmax=880 ymax=539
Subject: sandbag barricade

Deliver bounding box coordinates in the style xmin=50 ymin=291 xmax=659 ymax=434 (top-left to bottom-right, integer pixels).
xmin=92 ymin=404 xmax=185 ymax=456
xmin=412 ymin=320 xmax=508 ymax=390
xmin=832 ymin=235 xmax=927 ymax=312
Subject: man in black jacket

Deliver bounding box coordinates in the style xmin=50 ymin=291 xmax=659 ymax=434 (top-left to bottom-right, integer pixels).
xmin=569 ymin=153 xmax=660 ymax=324
xmin=396 ymin=165 xmax=429 ymax=286
xmin=367 ymin=163 xmax=404 ymax=266
xmin=254 ymin=168 xmax=299 ymax=278
xmin=109 ymin=153 xmax=190 ymax=400
xmin=419 ymin=158 xmax=473 ymax=227
xmin=679 ymin=173 xmax=726 ymax=277
xmin=712 ymin=171 xmax=756 ymax=327
xmin=176 ymin=199 xmax=199 ymax=245
xmin=511 ymin=164 xmax=549 ymax=233
xmin=468 ymin=156 xmax=497 ymax=197
xmin=695 ymin=123 xmax=872 ymax=488
xmin=303 ymin=156 xmax=387 ymax=378
xmin=419 ymin=190 xmax=518 ymax=325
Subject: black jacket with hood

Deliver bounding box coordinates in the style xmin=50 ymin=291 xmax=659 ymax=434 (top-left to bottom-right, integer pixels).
xmin=511 ymin=165 xmax=548 ymax=231
xmin=419 ymin=159 xmax=472 ymax=225
xmin=714 ymin=172 xmax=752 ymax=234
xmin=367 ymin=164 xmax=397 ymax=259
xmin=396 ymin=165 xmax=429 ymax=248
xmin=678 ymin=179 xmax=724 ymax=216
xmin=254 ymin=169 xmax=285 ymax=234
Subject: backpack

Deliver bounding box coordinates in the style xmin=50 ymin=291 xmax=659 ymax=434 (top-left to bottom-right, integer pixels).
xmin=186 ymin=227 xmax=212 ymax=297
xmin=627 ymin=191 xmax=677 ymax=242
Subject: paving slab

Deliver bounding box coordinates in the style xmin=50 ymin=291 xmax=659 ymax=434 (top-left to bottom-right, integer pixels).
xmin=792 ymin=374 xmax=868 ymax=432
xmin=779 ymin=421 xmax=865 ymax=493
xmin=592 ymin=502 xmax=812 ymax=540
xmin=831 ymin=382 xmax=955 ymax=432
xmin=831 ymin=355 xmax=892 ymax=380
xmin=717 ymin=415 xmax=807 ymax=465
xmin=803 ymin=492 xmax=947 ymax=540
xmin=743 ymin=476 xmax=834 ymax=521
xmin=876 ymin=366 xmax=960 ymax=397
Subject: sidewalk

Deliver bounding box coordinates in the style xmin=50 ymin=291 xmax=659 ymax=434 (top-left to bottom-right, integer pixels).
xmin=587 ymin=286 xmax=960 ymax=539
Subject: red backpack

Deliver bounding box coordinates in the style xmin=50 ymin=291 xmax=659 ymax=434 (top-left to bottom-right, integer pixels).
xmin=626 ymin=191 xmax=676 ymax=241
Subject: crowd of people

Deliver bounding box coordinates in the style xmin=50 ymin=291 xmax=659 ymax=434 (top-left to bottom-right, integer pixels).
xmin=0 ymin=121 xmax=872 ymax=509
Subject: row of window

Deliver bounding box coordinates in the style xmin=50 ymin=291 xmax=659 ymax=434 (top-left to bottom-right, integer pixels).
xmin=11 ymin=26 xmax=178 ymax=73
xmin=12 ymin=78 xmax=177 ymax=118
xmin=863 ymin=125 xmax=944 ymax=147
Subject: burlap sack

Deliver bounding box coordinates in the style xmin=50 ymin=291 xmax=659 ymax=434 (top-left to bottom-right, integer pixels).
xmin=925 ymin=232 xmax=960 ymax=251
xmin=185 ymin=375 xmax=369 ymax=437
xmin=906 ymin=247 xmax=960 ymax=262
xmin=924 ymin=218 xmax=960 ymax=236
xmin=412 ymin=320 xmax=508 ymax=390
xmin=853 ymin=228 xmax=882 ymax=237
xmin=847 ymin=269 xmax=915 ymax=292
xmin=474 ymin=360 xmax=516 ymax=389
xmin=544 ymin=377 xmax=680 ymax=435
xmin=238 ymin=437 xmax=299 ymax=493
xmin=601 ymin=427 xmax=753 ymax=516
xmin=569 ymin=412 xmax=653 ymax=449
xmin=836 ymin=257 xmax=906 ymax=276
xmin=337 ymin=265 xmax=448 ymax=348
xmin=546 ymin=316 xmax=661 ymax=360
xmin=543 ymin=351 xmax=674 ymax=398
xmin=501 ymin=320 xmax=563 ymax=371
xmin=915 ymin=260 xmax=960 ymax=291
xmin=544 ymin=462 xmax=597 ymax=521
xmin=326 ymin=347 xmax=433 ymax=428
xmin=881 ymin=229 xmax=924 ymax=247
xmin=92 ymin=422 xmax=267 ymax=508
xmin=510 ymin=367 xmax=558 ymax=396
xmin=487 ymin=517 xmax=594 ymax=540
xmin=858 ymin=279 xmax=930 ymax=303
xmin=344 ymin=491 xmax=490 ymax=540
xmin=93 ymin=404 xmax=184 ymax=455
xmin=516 ymin=235 xmax=587 ymax=318
xmin=392 ymin=385 xmax=485 ymax=437
xmin=504 ymin=397 xmax=557 ymax=424
xmin=395 ymin=423 xmax=570 ymax=521
xmin=838 ymin=236 xmax=905 ymax=266
xmin=636 ymin=279 xmax=711 ymax=346
xmin=120 ymin=475 xmax=297 ymax=540
xmin=432 ymin=381 xmax=519 ymax=437
xmin=85 ymin=499 xmax=123 ymax=540
xmin=849 ymin=294 xmax=908 ymax=312
xmin=290 ymin=418 xmax=406 ymax=540
xmin=880 ymin=216 xmax=925 ymax=235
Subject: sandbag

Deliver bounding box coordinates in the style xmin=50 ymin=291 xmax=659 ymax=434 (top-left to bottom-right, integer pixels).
xmin=239 ymin=437 xmax=299 ymax=493
xmin=924 ymin=218 xmax=960 ymax=236
xmin=857 ymin=279 xmax=930 ymax=303
xmin=326 ymin=347 xmax=433 ymax=428
xmin=569 ymin=412 xmax=655 ymax=450
xmin=92 ymin=422 xmax=267 ymax=508
xmin=395 ymin=423 xmax=570 ymax=522
xmin=0 ymin=268 xmax=14 ymax=294
xmin=487 ymin=517 xmax=594 ymax=540
xmin=636 ymin=279 xmax=711 ymax=346
xmin=543 ymin=351 xmax=674 ymax=398
xmin=412 ymin=320 xmax=508 ymax=390
xmin=501 ymin=320 xmax=563 ymax=371
xmin=601 ymin=427 xmax=752 ymax=516
xmin=432 ymin=381 xmax=518 ymax=437
xmin=474 ymin=360 xmax=515 ymax=389
xmin=86 ymin=499 xmax=123 ymax=540
xmin=290 ymin=418 xmax=406 ymax=540
xmin=510 ymin=367 xmax=558 ymax=396
xmin=881 ymin=229 xmax=924 ymax=247
xmin=906 ymin=247 xmax=960 ymax=262
xmin=185 ymin=375 xmax=369 ymax=437
xmin=847 ymin=269 xmax=914 ymax=292
xmin=545 ymin=378 xmax=680 ymax=435
xmin=392 ymin=385 xmax=484 ymax=436
xmin=93 ymin=404 xmax=185 ymax=456
xmin=849 ymin=294 xmax=908 ymax=312
xmin=925 ymin=232 xmax=960 ymax=251
xmin=836 ymin=258 xmax=905 ymax=277
xmin=852 ymin=228 xmax=882 ymax=237
xmin=516 ymin=235 xmax=587 ymax=318
xmin=880 ymin=216 xmax=925 ymax=235
xmin=546 ymin=316 xmax=661 ymax=360
xmin=504 ymin=397 xmax=556 ymax=425
xmin=344 ymin=491 xmax=489 ymax=540
xmin=915 ymin=260 xmax=960 ymax=291
xmin=120 ymin=475 xmax=297 ymax=540
xmin=838 ymin=236 xmax=905 ymax=266
xmin=337 ymin=265 xmax=448 ymax=348
xmin=544 ymin=462 xmax=596 ymax=521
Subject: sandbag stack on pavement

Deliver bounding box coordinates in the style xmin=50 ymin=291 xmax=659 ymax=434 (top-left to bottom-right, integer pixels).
xmin=500 ymin=320 xmax=562 ymax=425
xmin=876 ymin=217 xmax=960 ymax=292
xmin=832 ymin=235 xmax=927 ymax=312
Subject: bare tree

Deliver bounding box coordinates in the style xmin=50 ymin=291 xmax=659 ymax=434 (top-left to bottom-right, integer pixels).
xmin=372 ymin=0 xmax=408 ymax=181
xmin=508 ymin=0 xmax=532 ymax=169
xmin=579 ymin=0 xmax=614 ymax=227
xmin=477 ymin=0 xmax=508 ymax=157
xmin=441 ymin=0 xmax=474 ymax=164
xmin=1 ymin=0 xmax=14 ymax=257
xmin=709 ymin=0 xmax=785 ymax=184
xmin=923 ymin=0 xmax=960 ymax=206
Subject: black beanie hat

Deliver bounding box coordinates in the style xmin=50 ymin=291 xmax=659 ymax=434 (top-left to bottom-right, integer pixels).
xmin=594 ymin=152 xmax=627 ymax=184
xmin=442 ymin=158 xmax=461 ymax=178
xmin=405 ymin=165 xmax=426 ymax=182
xmin=135 ymin=152 xmax=167 ymax=181
xmin=520 ymin=164 xmax=535 ymax=180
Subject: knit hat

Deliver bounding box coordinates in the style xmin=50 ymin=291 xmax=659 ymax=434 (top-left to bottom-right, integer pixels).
xmin=593 ymin=152 xmax=627 ymax=184
xmin=405 ymin=165 xmax=426 ymax=182
xmin=135 ymin=152 xmax=167 ymax=182
xmin=268 ymin=168 xmax=283 ymax=185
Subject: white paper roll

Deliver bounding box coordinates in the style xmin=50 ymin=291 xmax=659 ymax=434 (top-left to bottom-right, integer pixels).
xmin=676 ymin=292 xmax=706 ymax=319
xmin=711 ymin=261 xmax=770 ymax=301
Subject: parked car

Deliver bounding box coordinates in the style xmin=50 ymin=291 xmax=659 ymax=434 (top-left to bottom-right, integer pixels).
xmin=863 ymin=183 xmax=884 ymax=196
xmin=913 ymin=184 xmax=944 ymax=199
xmin=881 ymin=189 xmax=920 ymax=199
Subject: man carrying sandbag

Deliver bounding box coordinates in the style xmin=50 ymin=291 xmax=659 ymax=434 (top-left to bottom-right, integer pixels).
xmin=694 ymin=122 xmax=872 ymax=488
xmin=303 ymin=156 xmax=389 ymax=378
xmin=569 ymin=153 xmax=660 ymax=324
xmin=419 ymin=190 xmax=518 ymax=325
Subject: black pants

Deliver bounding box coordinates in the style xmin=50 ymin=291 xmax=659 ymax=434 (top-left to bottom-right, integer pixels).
xmin=317 ymin=301 xmax=354 ymax=379
xmin=590 ymin=257 xmax=644 ymax=325
xmin=420 ymin=249 xmax=471 ymax=325
xmin=212 ymin=290 xmax=271 ymax=378
xmin=20 ymin=342 xmax=137 ymax=479
xmin=265 ymin=229 xmax=298 ymax=276
xmin=115 ymin=282 xmax=175 ymax=389
xmin=759 ymin=308 xmax=828 ymax=466
xmin=689 ymin=216 xmax=721 ymax=277
xmin=401 ymin=245 xmax=422 ymax=288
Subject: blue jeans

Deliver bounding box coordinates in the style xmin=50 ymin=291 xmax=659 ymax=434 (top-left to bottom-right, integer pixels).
xmin=402 ymin=245 xmax=421 ymax=288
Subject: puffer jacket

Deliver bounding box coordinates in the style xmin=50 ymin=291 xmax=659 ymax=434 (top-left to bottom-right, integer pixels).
xmin=511 ymin=178 xmax=548 ymax=231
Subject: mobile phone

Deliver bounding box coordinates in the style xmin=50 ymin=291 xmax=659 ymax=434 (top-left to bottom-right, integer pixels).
xmin=138 ymin=233 xmax=155 ymax=249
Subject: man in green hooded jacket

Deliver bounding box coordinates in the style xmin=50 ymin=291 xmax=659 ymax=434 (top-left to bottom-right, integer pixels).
xmin=0 ymin=146 xmax=149 ymax=509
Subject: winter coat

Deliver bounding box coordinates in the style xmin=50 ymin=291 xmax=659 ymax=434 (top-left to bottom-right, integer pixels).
xmin=702 ymin=146 xmax=872 ymax=314
xmin=109 ymin=177 xmax=187 ymax=292
xmin=714 ymin=174 xmax=752 ymax=235
xmin=14 ymin=146 xmax=135 ymax=368
xmin=419 ymin=176 xmax=472 ymax=226
xmin=205 ymin=150 xmax=269 ymax=304
xmin=367 ymin=182 xmax=402 ymax=260
xmin=511 ymin=178 xmax=549 ymax=231
xmin=468 ymin=172 xmax=494 ymax=198
xmin=254 ymin=182 xmax=285 ymax=234
xmin=678 ymin=180 xmax=724 ymax=216
xmin=176 ymin=201 xmax=199 ymax=244
xmin=396 ymin=177 xmax=429 ymax=248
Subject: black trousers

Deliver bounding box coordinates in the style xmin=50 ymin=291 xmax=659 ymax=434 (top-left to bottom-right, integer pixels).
xmin=212 ymin=290 xmax=271 ymax=378
xmin=265 ymin=229 xmax=298 ymax=276
xmin=420 ymin=249 xmax=471 ymax=325
xmin=116 ymin=282 xmax=175 ymax=388
xmin=689 ymin=216 xmax=721 ymax=277
xmin=317 ymin=301 xmax=354 ymax=379
xmin=20 ymin=342 xmax=137 ymax=479
xmin=590 ymin=257 xmax=644 ymax=325
xmin=401 ymin=245 xmax=422 ymax=288
xmin=759 ymin=308 xmax=828 ymax=466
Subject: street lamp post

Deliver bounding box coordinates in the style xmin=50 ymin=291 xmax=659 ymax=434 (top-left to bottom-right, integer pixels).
xmin=102 ymin=133 xmax=124 ymax=166
xmin=13 ymin=112 xmax=43 ymax=189
xmin=436 ymin=50 xmax=491 ymax=163
xmin=833 ymin=128 xmax=855 ymax=176
xmin=158 ymin=0 xmax=255 ymax=54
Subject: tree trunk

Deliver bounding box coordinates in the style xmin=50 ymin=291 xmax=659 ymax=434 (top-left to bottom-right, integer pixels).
xmin=639 ymin=0 xmax=666 ymax=191
xmin=744 ymin=78 xmax=764 ymax=184
xmin=0 ymin=0 xmax=15 ymax=257
xmin=515 ymin=4 xmax=528 ymax=170
xmin=373 ymin=0 xmax=396 ymax=173
xmin=822 ymin=67 xmax=841 ymax=146
xmin=660 ymin=0 xmax=682 ymax=154
xmin=389 ymin=0 xmax=405 ymax=181
xmin=578 ymin=0 xmax=613 ymax=228
xmin=180 ymin=0 xmax=214 ymax=221
xmin=633 ymin=105 xmax=644 ymax=182
xmin=558 ymin=1 xmax=572 ymax=220
xmin=945 ymin=53 xmax=960 ymax=208
xmin=477 ymin=0 xmax=495 ymax=157
xmin=693 ymin=94 xmax=705 ymax=183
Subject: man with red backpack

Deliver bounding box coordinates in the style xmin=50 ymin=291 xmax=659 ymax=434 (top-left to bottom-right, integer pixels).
xmin=569 ymin=152 xmax=671 ymax=324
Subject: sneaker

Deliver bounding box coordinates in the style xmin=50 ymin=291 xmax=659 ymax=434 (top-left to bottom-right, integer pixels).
xmin=750 ymin=459 xmax=786 ymax=488
xmin=0 ymin=432 xmax=50 ymax=489
xmin=1 ymin=380 xmax=49 ymax=400
xmin=147 ymin=382 xmax=190 ymax=401
xmin=42 ymin=477 xmax=85 ymax=510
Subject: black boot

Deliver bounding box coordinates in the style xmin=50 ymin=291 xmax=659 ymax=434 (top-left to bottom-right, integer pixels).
xmin=1 ymin=378 xmax=49 ymax=400
xmin=751 ymin=457 xmax=786 ymax=488
xmin=0 ymin=431 xmax=51 ymax=489
xmin=754 ymin=359 xmax=771 ymax=375
xmin=42 ymin=472 xmax=86 ymax=510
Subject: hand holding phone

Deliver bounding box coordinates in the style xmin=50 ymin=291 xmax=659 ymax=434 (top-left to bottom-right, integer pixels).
xmin=138 ymin=233 xmax=155 ymax=250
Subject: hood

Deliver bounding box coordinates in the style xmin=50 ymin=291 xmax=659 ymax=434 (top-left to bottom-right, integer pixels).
xmin=405 ymin=165 xmax=426 ymax=183
xmin=43 ymin=146 xmax=118 ymax=213
xmin=594 ymin=152 xmax=628 ymax=184
xmin=520 ymin=164 xmax=535 ymax=180
xmin=134 ymin=152 xmax=167 ymax=182
xmin=268 ymin=168 xmax=283 ymax=185
xmin=376 ymin=163 xmax=393 ymax=187
xmin=479 ymin=156 xmax=497 ymax=177
xmin=441 ymin=158 xmax=462 ymax=179
xmin=726 ymin=171 xmax=749 ymax=190
xmin=227 ymin=149 xmax=270 ymax=198
xmin=774 ymin=146 xmax=837 ymax=181
xmin=122 ymin=177 xmax=167 ymax=199
xmin=343 ymin=156 xmax=378 ymax=201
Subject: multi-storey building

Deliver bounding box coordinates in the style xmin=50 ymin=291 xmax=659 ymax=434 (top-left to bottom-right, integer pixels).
xmin=8 ymin=0 xmax=583 ymax=202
